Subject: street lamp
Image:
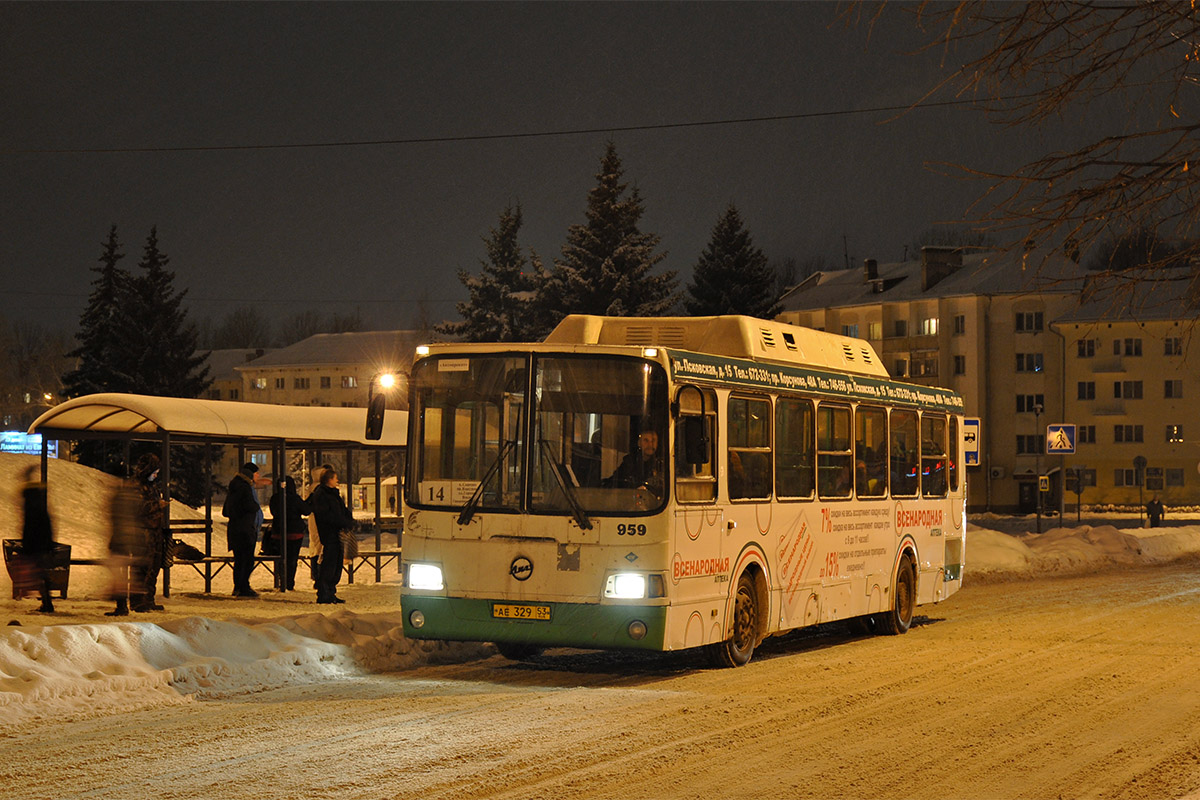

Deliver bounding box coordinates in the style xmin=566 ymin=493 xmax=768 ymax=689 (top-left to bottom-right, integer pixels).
xmin=1033 ymin=402 xmax=1043 ymax=534
xmin=365 ymin=371 xmax=399 ymax=440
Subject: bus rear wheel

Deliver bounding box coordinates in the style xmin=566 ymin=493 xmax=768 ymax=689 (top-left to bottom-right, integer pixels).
xmin=876 ymin=556 xmax=916 ymax=635
xmin=709 ymin=572 xmax=759 ymax=667
xmin=495 ymin=642 xmax=544 ymax=661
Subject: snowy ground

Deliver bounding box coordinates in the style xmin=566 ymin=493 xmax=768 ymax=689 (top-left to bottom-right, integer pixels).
xmin=3 ymin=452 xmax=1200 ymax=736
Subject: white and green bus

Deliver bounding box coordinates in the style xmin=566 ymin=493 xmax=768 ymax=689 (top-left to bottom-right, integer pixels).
xmin=400 ymin=315 xmax=966 ymax=666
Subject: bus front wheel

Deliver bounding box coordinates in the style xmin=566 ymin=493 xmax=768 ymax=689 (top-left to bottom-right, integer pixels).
xmin=877 ymin=556 xmax=916 ymax=635
xmin=709 ymin=572 xmax=759 ymax=667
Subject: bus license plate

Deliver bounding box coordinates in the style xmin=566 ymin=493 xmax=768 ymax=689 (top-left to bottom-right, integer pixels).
xmin=492 ymin=603 xmax=551 ymax=621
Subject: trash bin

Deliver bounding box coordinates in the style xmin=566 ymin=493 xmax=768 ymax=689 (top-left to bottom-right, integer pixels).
xmin=3 ymin=539 xmax=71 ymax=600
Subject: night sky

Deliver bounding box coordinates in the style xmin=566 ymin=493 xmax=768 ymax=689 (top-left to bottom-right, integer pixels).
xmin=2 ymin=2 xmax=1105 ymax=335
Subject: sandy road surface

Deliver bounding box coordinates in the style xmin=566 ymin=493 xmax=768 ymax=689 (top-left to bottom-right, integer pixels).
xmin=6 ymin=562 xmax=1200 ymax=800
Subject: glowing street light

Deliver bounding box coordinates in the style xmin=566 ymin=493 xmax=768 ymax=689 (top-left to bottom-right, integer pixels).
xmin=365 ymin=370 xmax=399 ymax=440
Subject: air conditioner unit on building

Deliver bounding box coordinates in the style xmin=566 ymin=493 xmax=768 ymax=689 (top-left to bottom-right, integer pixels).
xmin=989 ymin=466 xmax=1006 ymax=480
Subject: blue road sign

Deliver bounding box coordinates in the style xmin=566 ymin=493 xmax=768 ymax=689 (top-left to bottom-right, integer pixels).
xmin=963 ymin=417 xmax=981 ymax=466
xmin=1047 ymin=423 xmax=1076 ymax=454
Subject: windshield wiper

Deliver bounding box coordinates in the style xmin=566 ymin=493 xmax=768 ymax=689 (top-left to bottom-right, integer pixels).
xmin=539 ymin=439 xmax=593 ymax=531
xmin=457 ymin=439 xmax=516 ymax=526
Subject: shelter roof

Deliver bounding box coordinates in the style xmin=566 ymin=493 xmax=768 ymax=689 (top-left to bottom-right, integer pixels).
xmin=28 ymin=393 xmax=407 ymax=448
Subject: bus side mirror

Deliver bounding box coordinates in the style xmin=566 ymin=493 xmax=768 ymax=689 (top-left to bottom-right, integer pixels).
xmin=365 ymin=393 xmax=387 ymax=440
xmin=682 ymin=416 xmax=708 ymax=466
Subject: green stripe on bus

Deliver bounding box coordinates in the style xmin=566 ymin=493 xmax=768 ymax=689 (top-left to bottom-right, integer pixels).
xmin=401 ymin=596 xmax=668 ymax=650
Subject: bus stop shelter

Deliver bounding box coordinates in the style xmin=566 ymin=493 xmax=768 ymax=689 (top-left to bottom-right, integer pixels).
xmin=27 ymin=392 xmax=407 ymax=594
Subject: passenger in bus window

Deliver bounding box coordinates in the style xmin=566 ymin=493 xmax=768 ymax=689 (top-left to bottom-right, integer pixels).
xmin=605 ymin=429 xmax=664 ymax=497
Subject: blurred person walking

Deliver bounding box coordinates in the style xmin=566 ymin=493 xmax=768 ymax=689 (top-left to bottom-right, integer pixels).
xmin=308 ymin=467 xmax=355 ymax=604
xmin=223 ymin=461 xmax=268 ymax=598
xmin=268 ymin=475 xmax=311 ymax=591
xmin=107 ymin=476 xmax=150 ymax=616
xmin=20 ymin=465 xmax=56 ymax=613
xmin=132 ymin=454 xmax=169 ymax=612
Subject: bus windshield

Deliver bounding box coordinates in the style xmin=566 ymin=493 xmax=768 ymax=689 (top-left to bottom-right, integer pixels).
xmin=407 ymin=353 xmax=669 ymax=516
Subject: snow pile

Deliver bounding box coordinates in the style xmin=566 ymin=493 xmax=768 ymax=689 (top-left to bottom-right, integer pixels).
xmin=0 ymin=610 xmax=491 ymax=732
xmin=967 ymin=523 xmax=1200 ymax=579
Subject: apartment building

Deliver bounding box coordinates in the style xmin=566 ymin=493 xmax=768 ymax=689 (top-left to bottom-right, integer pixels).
xmin=777 ymin=248 xmax=1085 ymax=513
xmin=235 ymin=331 xmax=423 ymax=411
xmin=202 ymin=348 xmax=271 ymax=402
xmin=1052 ymin=270 xmax=1200 ymax=508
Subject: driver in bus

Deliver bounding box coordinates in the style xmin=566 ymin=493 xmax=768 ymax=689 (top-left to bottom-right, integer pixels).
xmin=604 ymin=429 xmax=665 ymax=497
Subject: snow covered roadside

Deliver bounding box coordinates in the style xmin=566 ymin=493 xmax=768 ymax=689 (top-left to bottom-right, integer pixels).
xmin=967 ymin=522 xmax=1200 ymax=579
xmin=3 ymin=452 xmax=1199 ymax=734
xmin=0 ymin=608 xmax=489 ymax=732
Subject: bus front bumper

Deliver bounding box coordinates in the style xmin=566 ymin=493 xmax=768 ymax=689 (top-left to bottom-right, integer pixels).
xmin=400 ymin=594 xmax=668 ymax=650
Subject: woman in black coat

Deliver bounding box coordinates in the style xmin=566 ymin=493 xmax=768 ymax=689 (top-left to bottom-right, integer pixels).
xmin=308 ymin=468 xmax=356 ymax=604
xmin=268 ymin=475 xmax=311 ymax=591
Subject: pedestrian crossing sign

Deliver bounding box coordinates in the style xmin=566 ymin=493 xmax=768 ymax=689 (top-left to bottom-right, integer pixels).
xmin=1047 ymin=424 xmax=1076 ymax=454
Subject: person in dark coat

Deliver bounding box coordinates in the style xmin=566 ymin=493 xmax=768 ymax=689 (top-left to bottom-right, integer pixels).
xmin=308 ymin=467 xmax=355 ymax=604
xmin=20 ymin=465 xmax=56 ymax=613
xmin=223 ymin=461 xmax=266 ymax=597
xmin=1147 ymin=495 xmax=1165 ymax=528
xmin=268 ymin=475 xmax=311 ymax=591
xmin=132 ymin=453 xmax=169 ymax=612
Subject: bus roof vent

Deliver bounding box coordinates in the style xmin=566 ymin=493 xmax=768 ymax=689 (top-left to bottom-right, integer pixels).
xmin=624 ymin=326 xmax=653 ymax=345
xmin=782 ymin=332 xmax=798 ymax=351
xmin=859 ymin=347 xmax=876 ymax=365
xmin=842 ymin=343 xmax=856 ymax=361
xmin=623 ymin=325 xmax=686 ymax=347
xmin=760 ymin=328 xmax=777 ymax=348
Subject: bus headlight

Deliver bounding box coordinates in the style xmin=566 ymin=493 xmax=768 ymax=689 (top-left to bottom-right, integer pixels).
xmin=605 ymin=573 xmax=647 ymax=599
xmin=408 ymin=563 xmax=444 ymax=591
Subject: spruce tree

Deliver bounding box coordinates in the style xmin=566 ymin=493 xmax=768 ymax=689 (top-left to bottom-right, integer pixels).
xmin=439 ymin=204 xmax=544 ymax=342
xmin=124 ymin=227 xmax=210 ymax=398
xmin=125 ymin=228 xmax=213 ymax=504
xmin=61 ymin=226 xmax=138 ymax=474
xmin=62 ymin=225 xmax=136 ymax=399
xmin=540 ymin=142 xmax=676 ymax=334
xmin=685 ymin=203 xmax=779 ymax=319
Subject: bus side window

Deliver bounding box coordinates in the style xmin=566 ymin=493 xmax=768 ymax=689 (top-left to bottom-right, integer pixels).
xmin=776 ymin=397 xmax=814 ymax=499
xmin=921 ymin=413 xmax=948 ymax=497
xmin=817 ymin=403 xmax=852 ymax=499
xmin=674 ymin=388 xmax=717 ymax=503
xmin=728 ymin=395 xmax=772 ymax=500
xmin=855 ymin=405 xmax=887 ymax=498
xmin=890 ymin=409 xmax=919 ymax=497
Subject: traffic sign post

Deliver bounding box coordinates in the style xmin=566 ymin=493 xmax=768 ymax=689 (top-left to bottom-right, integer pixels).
xmin=963 ymin=417 xmax=981 ymax=467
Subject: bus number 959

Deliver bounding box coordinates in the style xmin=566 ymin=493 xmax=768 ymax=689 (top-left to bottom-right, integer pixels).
xmin=616 ymin=523 xmax=647 ymax=536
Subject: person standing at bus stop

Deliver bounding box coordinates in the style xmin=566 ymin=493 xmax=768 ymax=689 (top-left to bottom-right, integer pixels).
xmin=269 ymin=475 xmax=311 ymax=591
xmin=309 ymin=467 xmax=355 ymax=604
xmin=223 ymin=461 xmax=267 ymax=597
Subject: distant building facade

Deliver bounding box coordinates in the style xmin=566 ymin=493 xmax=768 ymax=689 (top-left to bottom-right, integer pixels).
xmin=772 ymin=247 xmax=1186 ymax=513
xmin=234 ymin=331 xmax=422 ymax=411
xmin=1052 ymin=271 xmax=1199 ymax=509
